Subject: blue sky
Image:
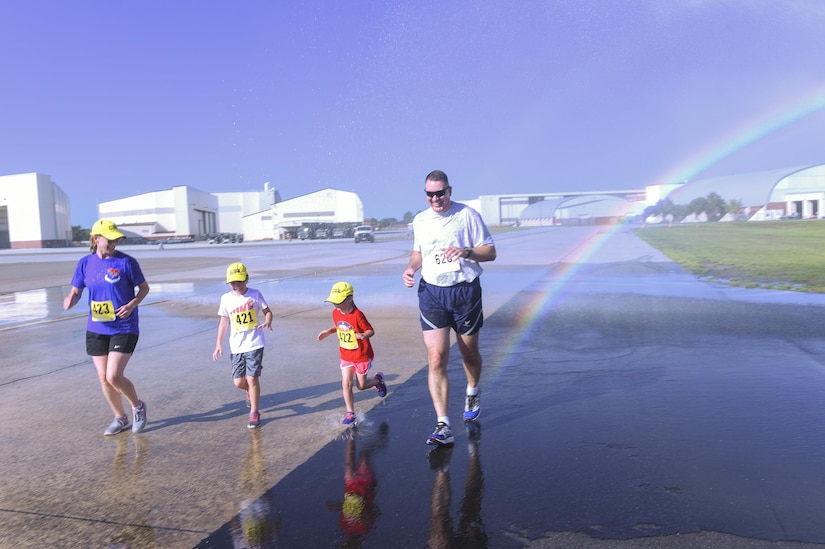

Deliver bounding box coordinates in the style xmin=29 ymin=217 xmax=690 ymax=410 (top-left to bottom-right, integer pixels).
xmin=2 ymin=1 xmax=825 ymax=228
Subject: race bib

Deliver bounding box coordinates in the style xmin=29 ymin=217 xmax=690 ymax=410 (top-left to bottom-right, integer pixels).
xmin=91 ymin=300 xmax=116 ymax=322
xmin=231 ymin=309 xmax=258 ymax=332
xmin=426 ymin=250 xmax=461 ymax=274
xmin=337 ymin=327 xmax=359 ymax=350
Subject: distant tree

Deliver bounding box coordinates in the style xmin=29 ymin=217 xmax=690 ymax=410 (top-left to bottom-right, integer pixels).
xmin=646 ymin=193 xmax=737 ymax=222
xmin=71 ymin=225 xmax=90 ymax=242
xmin=704 ymin=192 xmax=727 ymax=221
xmin=672 ymin=203 xmax=689 ymax=219
xmin=727 ymin=199 xmax=744 ymax=218
xmin=377 ymin=218 xmax=398 ymax=229
xmin=403 ymin=211 xmax=414 ymax=223
xmin=659 ymin=199 xmax=679 ymax=218
xmin=644 ymin=199 xmax=679 ymax=220
xmin=687 ymin=196 xmax=709 ymax=217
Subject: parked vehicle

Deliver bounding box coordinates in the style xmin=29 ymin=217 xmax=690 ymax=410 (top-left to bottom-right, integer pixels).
xmin=298 ymin=226 xmax=313 ymax=240
xmin=122 ymin=236 xmax=151 ymax=245
xmin=297 ymin=223 xmax=356 ymax=239
xmin=159 ymin=236 xmax=196 ymax=245
xmin=353 ymin=225 xmax=375 ymax=243
xmin=208 ymin=232 xmax=243 ymax=244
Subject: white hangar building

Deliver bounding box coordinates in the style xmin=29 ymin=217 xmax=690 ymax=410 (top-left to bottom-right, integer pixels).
xmin=649 ymin=163 xmax=825 ymax=221
xmin=473 ymin=163 xmax=825 ymax=227
xmin=100 ymin=185 xmax=359 ymax=242
xmin=214 ymin=183 xmax=281 ymax=234
xmin=98 ymin=184 xmax=279 ymax=241
xmin=242 ymin=188 xmax=364 ymax=241
xmin=478 ymin=189 xmax=647 ymax=226
xmin=0 ymin=173 xmax=72 ymax=249
xmin=3 ymin=164 xmax=825 ymax=248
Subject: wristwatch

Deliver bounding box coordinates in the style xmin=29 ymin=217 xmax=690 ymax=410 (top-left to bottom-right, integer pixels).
xmin=463 ymin=247 xmax=472 ymax=258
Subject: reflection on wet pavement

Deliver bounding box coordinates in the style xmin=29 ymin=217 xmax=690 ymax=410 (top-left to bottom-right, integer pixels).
xmin=106 ymin=435 xmax=153 ymax=548
xmin=227 ymin=430 xmax=280 ymax=547
xmin=333 ymin=423 xmax=386 ymax=546
xmin=0 ymin=288 xmax=54 ymax=326
xmin=197 ymin=421 xmax=392 ymax=548
xmin=0 ymin=283 xmax=200 ymax=329
xmin=427 ymin=421 xmax=487 ymax=548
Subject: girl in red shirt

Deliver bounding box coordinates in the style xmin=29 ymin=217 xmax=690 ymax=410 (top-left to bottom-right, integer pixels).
xmin=318 ymin=281 xmax=387 ymax=425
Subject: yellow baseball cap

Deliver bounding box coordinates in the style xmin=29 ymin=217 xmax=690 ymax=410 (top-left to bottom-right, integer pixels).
xmin=325 ymin=281 xmax=354 ymax=304
xmin=226 ymin=262 xmax=248 ymax=283
xmin=90 ymin=219 xmax=125 ymax=241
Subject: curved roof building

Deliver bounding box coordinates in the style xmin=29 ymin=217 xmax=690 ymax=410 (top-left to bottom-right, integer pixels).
xmin=661 ymin=163 xmax=825 ymax=220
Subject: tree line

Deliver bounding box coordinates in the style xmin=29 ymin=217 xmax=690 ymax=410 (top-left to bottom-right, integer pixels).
xmin=643 ymin=192 xmax=744 ymax=222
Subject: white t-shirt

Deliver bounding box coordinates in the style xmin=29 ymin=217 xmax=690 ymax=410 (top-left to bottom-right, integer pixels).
xmin=412 ymin=202 xmax=494 ymax=287
xmin=217 ymin=288 xmax=270 ymax=354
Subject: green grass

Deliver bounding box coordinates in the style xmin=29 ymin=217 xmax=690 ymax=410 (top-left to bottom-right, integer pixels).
xmin=632 ymin=220 xmax=825 ymax=293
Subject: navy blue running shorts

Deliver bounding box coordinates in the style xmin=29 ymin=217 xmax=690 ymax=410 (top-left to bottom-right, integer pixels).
xmin=418 ymin=278 xmax=484 ymax=335
xmin=86 ymin=331 xmax=139 ymax=356
xmin=232 ymin=348 xmax=264 ymax=379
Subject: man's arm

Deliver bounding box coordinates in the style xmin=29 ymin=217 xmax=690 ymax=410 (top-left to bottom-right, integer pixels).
xmin=402 ymin=251 xmax=423 ymax=288
xmin=463 ymin=244 xmax=496 ymax=263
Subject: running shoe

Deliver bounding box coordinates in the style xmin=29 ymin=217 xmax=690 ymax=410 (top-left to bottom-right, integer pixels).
xmin=342 ymin=411 xmax=357 ymax=426
xmin=463 ymin=392 xmax=481 ymax=421
xmin=374 ymin=372 xmax=387 ymax=398
xmin=248 ymin=411 xmax=261 ymax=429
xmin=104 ymin=415 xmax=129 ymax=436
xmin=427 ymin=422 xmax=454 ymax=445
xmin=132 ymin=401 xmax=148 ymax=433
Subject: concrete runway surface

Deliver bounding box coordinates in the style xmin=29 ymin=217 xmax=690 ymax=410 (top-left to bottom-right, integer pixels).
xmin=2 ymin=226 xmax=825 ymax=548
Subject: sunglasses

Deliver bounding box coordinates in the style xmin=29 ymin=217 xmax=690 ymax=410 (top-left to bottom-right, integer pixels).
xmin=425 ymin=187 xmax=450 ymax=198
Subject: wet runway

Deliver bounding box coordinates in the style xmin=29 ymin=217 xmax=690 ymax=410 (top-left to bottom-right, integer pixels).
xmin=3 ymin=227 xmax=825 ymax=548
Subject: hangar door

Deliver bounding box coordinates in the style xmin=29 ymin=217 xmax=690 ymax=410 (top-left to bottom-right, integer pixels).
xmin=0 ymin=206 xmax=8 ymax=249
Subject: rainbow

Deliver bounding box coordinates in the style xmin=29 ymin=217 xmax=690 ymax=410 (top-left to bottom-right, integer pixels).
xmin=653 ymin=84 xmax=825 ymax=188
xmin=484 ymin=84 xmax=825 ymax=382
xmin=486 ymin=225 xmax=623 ymax=380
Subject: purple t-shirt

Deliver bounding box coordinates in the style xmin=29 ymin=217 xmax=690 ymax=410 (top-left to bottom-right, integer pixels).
xmin=70 ymin=251 xmax=146 ymax=335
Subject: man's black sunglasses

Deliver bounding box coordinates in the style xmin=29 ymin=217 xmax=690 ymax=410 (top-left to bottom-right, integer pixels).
xmin=426 ymin=187 xmax=450 ymax=198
